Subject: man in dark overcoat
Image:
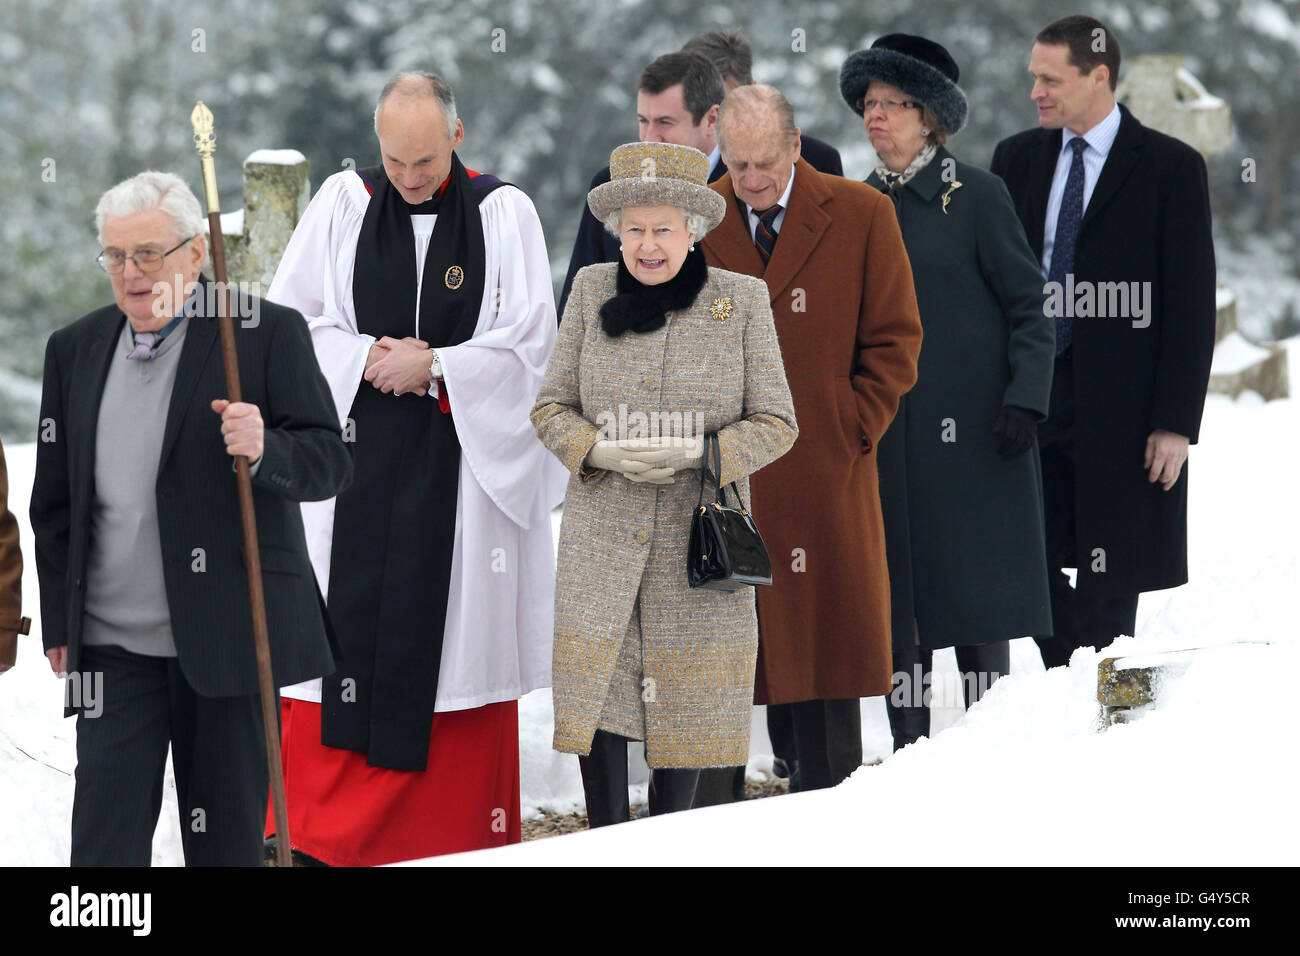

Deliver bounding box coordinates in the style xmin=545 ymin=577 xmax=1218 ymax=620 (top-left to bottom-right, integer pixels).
xmin=991 ymin=15 xmax=1216 ymax=666
xmin=30 ymin=170 xmax=351 ymax=865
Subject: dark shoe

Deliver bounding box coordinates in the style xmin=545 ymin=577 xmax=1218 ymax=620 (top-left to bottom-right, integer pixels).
xmin=888 ymin=705 xmax=930 ymax=752
xmin=648 ymin=768 xmax=700 ymax=816
xmin=263 ymin=834 xmax=329 ymax=867
xmin=772 ymin=757 xmax=790 ymax=779
xmin=578 ymin=730 xmax=631 ymax=827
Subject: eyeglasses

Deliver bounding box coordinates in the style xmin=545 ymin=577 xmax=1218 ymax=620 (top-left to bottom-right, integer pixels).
xmin=96 ymin=235 xmax=196 ymax=274
xmin=860 ymin=98 xmax=920 ymax=114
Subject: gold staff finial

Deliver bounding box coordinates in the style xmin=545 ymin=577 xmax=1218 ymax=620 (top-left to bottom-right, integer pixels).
xmin=190 ymin=100 xmax=220 ymax=213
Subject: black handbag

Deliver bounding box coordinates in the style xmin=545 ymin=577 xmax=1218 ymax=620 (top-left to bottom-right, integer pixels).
xmin=688 ymin=433 xmax=773 ymax=590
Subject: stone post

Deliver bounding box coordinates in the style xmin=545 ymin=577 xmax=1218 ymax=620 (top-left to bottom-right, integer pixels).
xmin=206 ymin=148 xmax=310 ymax=293
xmin=1120 ymin=55 xmax=1288 ymax=400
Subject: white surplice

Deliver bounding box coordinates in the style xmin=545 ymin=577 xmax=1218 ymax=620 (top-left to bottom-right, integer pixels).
xmin=266 ymin=169 xmax=567 ymax=712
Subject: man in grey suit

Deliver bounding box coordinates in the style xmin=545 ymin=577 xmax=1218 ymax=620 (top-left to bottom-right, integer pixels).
xmin=31 ymin=171 xmax=351 ymax=866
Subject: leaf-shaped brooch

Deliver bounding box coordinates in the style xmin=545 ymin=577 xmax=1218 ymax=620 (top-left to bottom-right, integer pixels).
xmin=710 ymin=296 xmax=732 ymax=322
xmin=941 ymin=180 xmax=963 ymax=215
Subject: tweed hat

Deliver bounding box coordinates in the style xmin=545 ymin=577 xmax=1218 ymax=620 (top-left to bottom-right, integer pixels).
xmin=839 ymin=33 xmax=968 ymax=135
xmin=587 ymin=142 xmax=726 ymax=230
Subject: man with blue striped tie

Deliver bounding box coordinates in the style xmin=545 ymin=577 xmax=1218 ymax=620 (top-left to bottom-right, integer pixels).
xmin=992 ymin=15 xmax=1216 ymax=668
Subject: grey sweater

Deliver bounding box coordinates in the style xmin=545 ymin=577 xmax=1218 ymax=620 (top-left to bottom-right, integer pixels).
xmin=82 ymin=319 xmax=189 ymax=657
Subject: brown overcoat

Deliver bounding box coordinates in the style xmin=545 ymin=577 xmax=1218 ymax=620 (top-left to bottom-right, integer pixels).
xmin=532 ymin=262 xmax=797 ymax=767
xmin=702 ymin=158 xmax=923 ymax=704
xmin=0 ymin=435 xmax=27 ymax=669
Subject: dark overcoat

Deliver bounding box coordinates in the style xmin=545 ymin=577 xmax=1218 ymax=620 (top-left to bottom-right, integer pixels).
xmin=991 ymin=105 xmax=1217 ymax=595
xmin=29 ymin=276 xmax=352 ymax=699
xmin=702 ymin=159 xmax=923 ymax=705
xmin=867 ymin=148 xmax=1055 ymax=651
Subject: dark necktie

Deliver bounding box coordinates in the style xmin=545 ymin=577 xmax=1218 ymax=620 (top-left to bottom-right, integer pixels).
xmin=1048 ymin=137 xmax=1088 ymax=355
xmin=753 ymin=205 xmax=782 ymax=265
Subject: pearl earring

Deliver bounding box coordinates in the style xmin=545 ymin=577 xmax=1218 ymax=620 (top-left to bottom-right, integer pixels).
xmin=689 ymin=243 xmax=696 ymax=252
xmin=921 ymin=128 xmax=930 ymax=136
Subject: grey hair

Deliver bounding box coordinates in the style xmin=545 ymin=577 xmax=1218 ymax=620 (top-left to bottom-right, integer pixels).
xmin=716 ymin=83 xmax=798 ymax=153
xmin=602 ymin=207 xmax=711 ymax=242
xmin=94 ymin=170 xmax=204 ymax=246
xmin=374 ymin=71 xmax=459 ymax=137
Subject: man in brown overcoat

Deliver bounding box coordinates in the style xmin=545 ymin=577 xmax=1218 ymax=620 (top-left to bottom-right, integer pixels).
xmin=1 ymin=435 xmax=31 ymax=672
xmin=700 ymin=84 xmax=923 ymax=793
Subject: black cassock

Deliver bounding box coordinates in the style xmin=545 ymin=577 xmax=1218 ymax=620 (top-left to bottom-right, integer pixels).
xmin=322 ymin=155 xmax=508 ymax=770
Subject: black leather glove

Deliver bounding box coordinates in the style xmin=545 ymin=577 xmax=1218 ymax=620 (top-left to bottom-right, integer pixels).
xmin=992 ymin=405 xmax=1039 ymax=460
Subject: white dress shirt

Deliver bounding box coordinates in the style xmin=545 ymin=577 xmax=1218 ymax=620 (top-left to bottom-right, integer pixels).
xmin=743 ymin=164 xmax=797 ymax=242
xmin=1041 ymin=102 xmax=1122 ymax=275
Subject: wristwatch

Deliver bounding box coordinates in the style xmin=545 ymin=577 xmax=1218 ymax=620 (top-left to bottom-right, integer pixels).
xmin=429 ymin=348 xmax=443 ymax=381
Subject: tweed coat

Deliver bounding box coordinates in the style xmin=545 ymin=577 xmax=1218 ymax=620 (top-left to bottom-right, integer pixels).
xmin=702 ymin=158 xmax=923 ymax=705
xmin=531 ymin=262 xmax=797 ymax=768
xmin=868 ymin=149 xmax=1055 ymax=652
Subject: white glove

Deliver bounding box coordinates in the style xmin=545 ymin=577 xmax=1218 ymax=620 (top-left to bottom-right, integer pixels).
xmin=619 ymin=436 xmax=704 ymax=473
xmin=584 ymin=440 xmax=676 ymax=484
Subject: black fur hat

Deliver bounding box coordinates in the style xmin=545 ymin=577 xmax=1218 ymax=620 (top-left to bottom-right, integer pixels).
xmin=839 ymin=34 xmax=968 ymax=135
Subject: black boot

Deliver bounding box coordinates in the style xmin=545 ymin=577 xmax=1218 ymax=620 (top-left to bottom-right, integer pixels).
xmin=887 ymin=639 xmax=932 ymax=752
xmin=578 ymin=730 xmax=631 ymax=828
xmin=885 ymin=699 xmax=931 ymax=752
xmin=648 ymin=768 xmax=700 ymax=816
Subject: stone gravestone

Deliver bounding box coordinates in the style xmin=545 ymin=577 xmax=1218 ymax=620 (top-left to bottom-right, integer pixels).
xmin=203 ymin=148 xmax=310 ymax=293
xmin=1119 ymin=55 xmax=1289 ymax=401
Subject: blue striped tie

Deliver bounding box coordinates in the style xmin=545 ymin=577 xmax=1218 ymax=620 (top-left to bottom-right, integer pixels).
xmin=1048 ymin=137 xmax=1088 ymax=355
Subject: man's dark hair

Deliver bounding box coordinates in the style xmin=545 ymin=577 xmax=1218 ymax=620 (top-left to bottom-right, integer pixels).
xmin=637 ymin=52 xmax=726 ymax=124
xmin=1036 ymin=15 xmax=1121 ymax=91
xmin=681 ymin=29 xmax=754 ymax=86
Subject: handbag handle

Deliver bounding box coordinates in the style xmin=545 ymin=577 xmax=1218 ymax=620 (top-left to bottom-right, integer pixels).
xmin=696 ymin=432 xmax=744 ymax=512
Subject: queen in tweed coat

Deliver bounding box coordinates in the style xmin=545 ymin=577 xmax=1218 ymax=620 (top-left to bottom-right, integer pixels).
xmin=532 ymin=261 xmax=797 ymax=768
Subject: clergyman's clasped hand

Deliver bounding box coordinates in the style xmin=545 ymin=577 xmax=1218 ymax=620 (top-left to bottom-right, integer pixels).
xmin=585 ymin=436 xmax=704 ymax=484
xmin=364 ymin=335 xmax=435 ymax=397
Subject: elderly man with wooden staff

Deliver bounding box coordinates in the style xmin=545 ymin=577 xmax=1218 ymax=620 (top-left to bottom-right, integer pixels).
xmin=30 ymin=158 xmax=350 ymax=865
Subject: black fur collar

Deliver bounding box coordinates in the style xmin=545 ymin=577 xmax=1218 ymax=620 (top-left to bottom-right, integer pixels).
xmin=599 ymin=246 xmax=708 ymax=337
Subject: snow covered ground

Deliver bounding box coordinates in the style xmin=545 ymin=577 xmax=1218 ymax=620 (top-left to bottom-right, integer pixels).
xmin=2 ymin=390 xmax=1297 ymax=865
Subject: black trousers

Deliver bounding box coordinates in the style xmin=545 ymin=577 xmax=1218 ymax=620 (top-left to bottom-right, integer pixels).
xmin=1035 ymin=351 xmax=1140 ymax=669
xmin=788 ymin=698 xmax=862 ymax=791
xmin=70 ymin=644 xmax=269 ymax=866
xmin=767 ymin=702 xmax=797 ymax=771
xmin=885 ymin=641 xmax=1010 ymax=751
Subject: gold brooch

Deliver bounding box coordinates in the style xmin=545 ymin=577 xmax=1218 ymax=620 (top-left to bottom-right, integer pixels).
xmin=710 ymin=296 xmax=732 ymax=322
xmin=941 ymin=180 xmax=963 ymax=215
xmin=445 ymin=265 xmax=464 ymax=290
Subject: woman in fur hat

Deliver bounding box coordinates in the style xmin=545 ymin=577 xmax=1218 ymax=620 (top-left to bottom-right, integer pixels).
xmin=839 ymin=35 xmax=1056 ymax=749
xmin=531 ymin=141 xmax=797 ymax=825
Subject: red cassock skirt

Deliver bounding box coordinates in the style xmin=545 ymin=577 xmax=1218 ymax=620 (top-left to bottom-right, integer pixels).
xmin=266 ymin=697 xmax=521 ymax=866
